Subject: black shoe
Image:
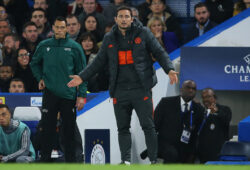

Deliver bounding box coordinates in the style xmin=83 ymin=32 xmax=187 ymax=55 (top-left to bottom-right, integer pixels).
xmin=140 ymin=149 xmax=148 ymax=160
xmin=120 ymin=161 xmax=131 ymax=165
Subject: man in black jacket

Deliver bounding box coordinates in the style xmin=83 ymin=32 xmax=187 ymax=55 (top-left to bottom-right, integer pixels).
xmin=198 ymin=88 xmax=232 ymax=163
xmin=154 ymin=80 xmax=204 ymax=163
xmin=68 ymin=6 xmax=178 ymax=164
xmin=185 ymin=2 xmax=217 ymax=43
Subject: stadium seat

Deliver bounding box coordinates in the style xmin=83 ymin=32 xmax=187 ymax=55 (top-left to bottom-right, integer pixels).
xmin=13 ymin=106 xmax=41 ymax=135
xmin=219 ymin=141 xmax=250 ymax=161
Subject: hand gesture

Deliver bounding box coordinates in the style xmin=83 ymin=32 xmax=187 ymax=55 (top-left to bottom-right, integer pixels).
xmin=76 ymin=97 xmax=86 ymax=111
xmin=168 ymin=70 xmax=179 ymax=85
xmin=67 ymin=75 xmax=83 ymax=87
xmin=39 ymin=79 xmax=46 ymax=90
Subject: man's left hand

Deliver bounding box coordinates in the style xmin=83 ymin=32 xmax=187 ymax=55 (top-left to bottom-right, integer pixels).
xmin=76 ymin=97 xmax=86 ymax=111
xmin=168 ymin=70 xmax=179 ymax=84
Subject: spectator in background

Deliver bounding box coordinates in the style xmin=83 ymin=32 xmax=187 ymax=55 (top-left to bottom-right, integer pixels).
xmin=0 ymin=0 xmax=30 ymax=35
xmin=21 ymin=22 xmax=41 ymax=58
xmin=185 ymin=2 xmax=217 ymax=43
xmin=197 ymin=88 xmax=232 ymax=163
xmin=31 ymin=8 xmax=53 ymax=40
xmin=103 ymin=0 xmax=127 ymax=23
xmin=233 ymin=0 xmax=249 ymax=16
xmin=0 ymin=104 xmax=35 ymax=163
xmin=8 ymin=78 xmax=25 ymax=93
xmin=78 ymin=0 xmax=106 ymax=34
xmin=153 ymin=80 xmax=204 ymax=163
xmin=66 ymin=14 xmax=81 ymax=41
xmin=33 ymin=0 xmax=68 ymax=26
xmin=97 ymin=21 xmax=115 ymax=48
xmin=0 ymin=64 xmax=13 ymax=92
xmin=0 ymin=5 xmax=15 ymax=29
xmin=81 ymin=14 xmax=103 ymax=42
xmin=137 ymin=0 xmax=151 ymax=24
xmin=131 ymin=7 xmax=139 ymax=19
xmin=14 ymin=47 xmax=38 ymax=92
xmin=78 ymin=32 xmax=108 ymax=92
xmin=68 ymin=0 xmax=84 ymax=16
xmin=146 ymin=0 xmax=183 ymax=44
xmin=147 ymin=16 xmax=179 ymax=54
xmin=2 ymin=33 xmax=20 ymax=67
xmin=0 ymin=19 xmax=12 ymax=46
xmin=205 ymin=0 xmax=234 ymax=24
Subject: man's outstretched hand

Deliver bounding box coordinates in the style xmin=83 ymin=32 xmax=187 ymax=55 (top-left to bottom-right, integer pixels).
xmin=67 ymin=75 xmax=83 ymax=87
xmin=168 ymin=70 xmax=179 ymax=85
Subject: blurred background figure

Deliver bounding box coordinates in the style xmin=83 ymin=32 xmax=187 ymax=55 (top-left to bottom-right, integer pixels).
xmin=103 ymin=0 xmax=128 ymax=23
xmin=81 ymin=14 xmax=103 ymax=42
xmin=8 ymin=78 xmax=25 ymax=93
xmin=21 ymin=21 xmax=41 ymax=58
xmin=0 ymin=63 xmax=13 ymax=92
xmin=78 ymin=32 xmax=108 ymax=92
xmin=68 ymin=0 xmax=84 ymax=16
xmin=147 ymin=16 xmax=179 ymax=54
xmin=78 ymin=0 xmax=106 ymax=34
xmin=233 ymin=0 xmax=250 ymax=16
xmin=197 ymin=88 xmax=232 ymax=163
xmin=2 ymin=33 xmax=20 ymax=67
xmin=185 ymin=2 xmax=217 ymax=43
xmin=66 ymin=14 xmax=81 ymax=41
xmin=14 ymin=47 xmax=38 ymax=92
xmin=205 ymin=0 xmax=234 ymax=24
xmin=30 ymin=8 xmax=53 ymax=40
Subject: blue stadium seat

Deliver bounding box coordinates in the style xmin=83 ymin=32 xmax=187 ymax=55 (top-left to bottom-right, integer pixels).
xmin=219 ymin=141 xmax=250 ymax=161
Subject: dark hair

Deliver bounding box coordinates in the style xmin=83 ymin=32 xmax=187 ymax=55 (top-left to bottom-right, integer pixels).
xmin=83 ymin=14 xmax=98 ymax=31
xmin=0 ymin=63 xmax=13 ymax=69
xmin=17 ymin=47 xmax=28 ymax=55
xmin=194 ymin=2 xmax=209 ymax=11
xmin=0 ymin=104 xmax=10 ymax=111
xmin=66 ymin=14 xmax=80 ymax=23
xmin=78 ymin=32 xmax=99 ymax=54
xmin=149 ymin=0 xmax=165 ymax=5
xmin=83 ymin=0 xmax=96 ymax=3
xmin=22 ymin=21 xmax=37 ymax=32
xmin=34 ymin=0 xmax=48 ymax=5
xmin=53 ymin=16 xmax=67 ymax=25
xmin=10 ymin=78 xmax=26 ymax=91
xmin=31 ymin=8 xmax=47 ymax=19
xmin=3 ymin=33 xmax=20 ymax=42
xmin=116 ymin=6 xmax=132 ymax=17
xmin=202 ymin=87 xmax=217 ymax=99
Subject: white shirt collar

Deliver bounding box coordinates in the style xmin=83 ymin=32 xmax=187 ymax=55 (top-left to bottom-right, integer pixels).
xmin=181 ymin=97 xmax=192 ymax=112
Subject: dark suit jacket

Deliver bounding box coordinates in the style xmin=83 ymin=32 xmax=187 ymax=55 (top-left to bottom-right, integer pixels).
xmin=154 ymin=96 xmax=204 ymax=162
xmin=185 ymin=20 xmax=217 ymax=43
xmin=198 ymin=104 xmax=232 ymax=163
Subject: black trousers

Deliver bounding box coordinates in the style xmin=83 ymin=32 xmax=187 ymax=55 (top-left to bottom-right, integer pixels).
xmin=40 ymin=89 xmax=76 ymax=162
xmin=113 ymin=88 xmax=158 ymax=162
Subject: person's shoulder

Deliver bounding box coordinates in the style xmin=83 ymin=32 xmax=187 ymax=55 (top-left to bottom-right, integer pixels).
xmin=160 ymin=96 xmax=180 ymax=103
xmin=217 ymin=103 xmax=232 ymax=112
xmin=38 ymin=38 xmax=54 ymax=46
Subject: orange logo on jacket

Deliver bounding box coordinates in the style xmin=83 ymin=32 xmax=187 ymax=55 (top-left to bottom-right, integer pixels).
xmin=134 ymin=37 xmax=141 ymax=44
xmin=108 ymin=44 xmax=113 ymax=48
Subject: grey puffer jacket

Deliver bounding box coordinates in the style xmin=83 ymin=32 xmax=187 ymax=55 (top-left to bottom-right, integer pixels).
xmin=79 ymin=19 xmax=174 ymax=97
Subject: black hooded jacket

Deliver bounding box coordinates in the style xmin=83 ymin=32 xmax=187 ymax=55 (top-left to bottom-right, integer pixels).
xmin=79 ymin=19 xmax=174 ymax=97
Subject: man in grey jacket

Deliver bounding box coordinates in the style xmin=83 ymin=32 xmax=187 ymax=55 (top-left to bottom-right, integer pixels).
xmin=68 ymin=6 xmax=178 ymax=164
